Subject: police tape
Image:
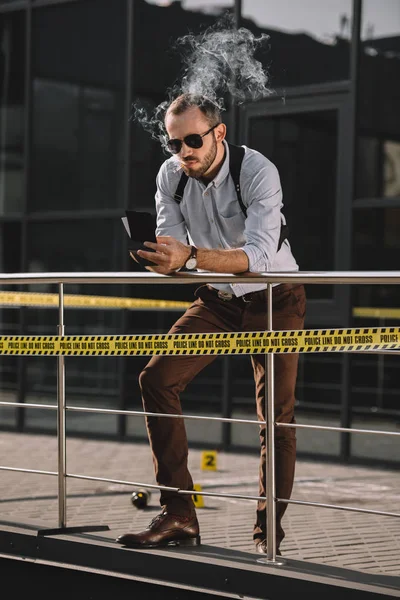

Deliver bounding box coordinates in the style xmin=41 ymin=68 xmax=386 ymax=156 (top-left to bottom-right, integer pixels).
xmin=2 ymin=291 xmax=400 ymax=321
xmin=0 ymin=291 xmax=190 ymax=311
xmin=0 ymin=328 xmax=399 ymax=356
xmin=352 ymin=307 xmax=400 ymax=320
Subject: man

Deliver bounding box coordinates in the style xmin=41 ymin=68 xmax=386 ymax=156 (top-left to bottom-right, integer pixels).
xmin=116 ymin=93 xmax=306 ymax=554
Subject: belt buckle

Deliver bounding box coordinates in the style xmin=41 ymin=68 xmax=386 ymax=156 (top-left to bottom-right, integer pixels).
xmin=242 ymin=293 xmax=253 ymax=303
xmin=217 ymin=290 xmax=233 ymax=301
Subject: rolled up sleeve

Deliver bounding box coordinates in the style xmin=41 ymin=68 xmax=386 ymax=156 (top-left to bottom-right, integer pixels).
xmin=154 ymin=164 xmax=189 ymax=243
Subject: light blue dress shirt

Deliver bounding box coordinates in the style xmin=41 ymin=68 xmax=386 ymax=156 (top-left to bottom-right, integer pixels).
xmin=155 ymin=140 xmax=299 ymax=297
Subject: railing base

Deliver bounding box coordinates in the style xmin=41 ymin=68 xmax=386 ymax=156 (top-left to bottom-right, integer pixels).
xmin=37 ymin=525 xmax=110 ymax=536
xmin=257 ymin=556 xmax=286 ymax=567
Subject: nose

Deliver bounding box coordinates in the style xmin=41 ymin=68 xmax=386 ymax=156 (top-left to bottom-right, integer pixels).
xmin=180 ymin=142 xmax=194 ymax=158
xmin=181 ymin=150 xmax=195 ymax=161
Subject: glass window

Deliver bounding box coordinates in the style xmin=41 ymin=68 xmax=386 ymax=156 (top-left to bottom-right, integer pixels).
xmin=241 ymin=0 xmax=352 ymax=87
xmin=356 ymin=0 xmax=400 ymax=199
xmin=356 ymin=136 xmax=400 ymax=199
xmin=247 ymin=109 xmax=337 ymax=300
xmin=30 ymin=0 xmax=127 ymax=212
xmin=0 ymin=221 xmax=21 ymax=273
xmin=0 ymin=221 xmax=22 ymax=415
xmin=0 ymin=11 xmax=25 ymax=216
xmin=353 ymin=206 xmax=400 ymax=307
xmin=26 ymin=218 xmax=124 ymax=296
xmin=131 ymin=0 xmax=234 ymax=212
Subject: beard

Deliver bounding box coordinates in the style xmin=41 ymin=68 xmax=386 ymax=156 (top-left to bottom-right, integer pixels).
xmin=181 ymin=136 xmax=218 ymax=179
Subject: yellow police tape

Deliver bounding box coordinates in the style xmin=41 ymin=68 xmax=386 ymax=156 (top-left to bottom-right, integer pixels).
xmin=0 ymin=328 xmax=399 ymax=356
xmin=2 ymin=291 xmax=400 ymax=320
xmin=352 ymin=307 xmax=400 ymax=320
xmin=0 ymin=291 xmax=190 ymax=310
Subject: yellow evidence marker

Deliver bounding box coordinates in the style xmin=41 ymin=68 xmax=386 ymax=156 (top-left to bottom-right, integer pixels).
xmin=192 ymin=483 xmax=205 ymax=508
xmin=201 ymin=450 xmax=217 ymax=471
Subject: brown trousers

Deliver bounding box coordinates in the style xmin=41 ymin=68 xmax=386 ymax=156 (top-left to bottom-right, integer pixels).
xmin=139 ymin=283 xmax=306 ymax=549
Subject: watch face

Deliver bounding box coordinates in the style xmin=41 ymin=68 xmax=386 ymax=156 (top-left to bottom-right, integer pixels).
xmin=186 ymin=257 xmax=197 ymax=270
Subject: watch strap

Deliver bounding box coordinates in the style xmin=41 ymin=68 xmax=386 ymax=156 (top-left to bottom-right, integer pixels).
xmin=184 ymin=245 xmax=197 ymax=269
xmin=188 ymin=245 xmax=197 ymax=261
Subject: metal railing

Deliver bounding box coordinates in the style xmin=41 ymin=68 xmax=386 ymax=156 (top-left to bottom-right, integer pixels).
xmin=0 ymin=270 xmax=400 ymax=565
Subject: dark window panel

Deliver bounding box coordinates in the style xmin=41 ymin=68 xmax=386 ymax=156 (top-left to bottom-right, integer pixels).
xmin=26 ymin=218 xmax=124 ymax=296
xmin=0 ymin=222 xmax=22 ymax=405
xmin=0 ymin=10 xmax=25 ymax=216
xmin=248 ymin=110 xmax=337 ymax=300
xmin=32 ymin=0 xmax=126 ymax=86
xmin=30 ymin=0 xmax=127 ymax=212
xmin=353 ymin=206 xmax=400 ymax=307
xmin=0 ymin=221 xmax=21 ymax=273
xmin=357 ymin=1 xmax=400 ymax=199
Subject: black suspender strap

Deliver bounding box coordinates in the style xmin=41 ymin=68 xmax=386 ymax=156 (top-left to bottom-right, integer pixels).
xmin=227 ymin=143 xmax=246 ymax=216
xmin=278 ymin=224 xmax=289 ymax=251
xmin=174 ymin=172 xmax=188 ymax=202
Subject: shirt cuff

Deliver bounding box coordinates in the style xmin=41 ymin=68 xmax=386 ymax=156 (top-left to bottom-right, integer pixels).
xmin=241 ymin=245 xmax=269 ymax=273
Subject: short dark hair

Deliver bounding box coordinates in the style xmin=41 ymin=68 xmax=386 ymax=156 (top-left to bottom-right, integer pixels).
xmin=165 ymin=93 xmax=221 ymax=127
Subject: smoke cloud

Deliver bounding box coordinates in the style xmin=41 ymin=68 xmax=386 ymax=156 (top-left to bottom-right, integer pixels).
xmin=131 ymin=12 xmax=275 ymax=147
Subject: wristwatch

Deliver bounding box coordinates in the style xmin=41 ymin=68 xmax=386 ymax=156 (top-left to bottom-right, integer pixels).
xmin=185 ymin=245 xmax=198 ymax=270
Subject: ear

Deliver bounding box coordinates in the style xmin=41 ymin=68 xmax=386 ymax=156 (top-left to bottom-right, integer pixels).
xmin=215 ymin=122 xmax=226 ymax=143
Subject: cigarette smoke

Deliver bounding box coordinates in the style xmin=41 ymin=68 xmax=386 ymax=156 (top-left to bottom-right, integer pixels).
xmin=131 ymin=12 xmax=275 ymax=148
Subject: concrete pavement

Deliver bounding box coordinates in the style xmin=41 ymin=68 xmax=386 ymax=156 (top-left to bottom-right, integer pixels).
xmin=0 ymin=430 xmax=399 ymax=582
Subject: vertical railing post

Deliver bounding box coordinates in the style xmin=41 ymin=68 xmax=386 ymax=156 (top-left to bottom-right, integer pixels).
xmin=38 ymin=281 xmax=109 ymax=537
xmin=57 ymin=282 xmax=67 ymax=528
xmin=265 ymin=282 xmax=277 ymax=561
xmin=376 ymin=317 xmax=385 ymax=411
xmin=221 ymin=357 xmax=232 ymax=450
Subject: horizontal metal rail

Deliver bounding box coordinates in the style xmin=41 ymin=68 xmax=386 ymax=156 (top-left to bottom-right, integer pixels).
xmin=1 ymin=402 xmax=398 ymax=437
xmin=1 ymin=270 xmax=400 ymax=285
xmin=0 ymin=466 xmax=57 ymax=476
xmin=277 ymin=422 xmax=400 ymax=436
xmin=277 ymin=497 xmax=400 ymax=519
xmin=1 ymin=465 xmax=398 ymax=520
xmin=0 ymin=401 xmax=57 ymax=410
xmin=0 ymin=402 xmax=263 ymax=425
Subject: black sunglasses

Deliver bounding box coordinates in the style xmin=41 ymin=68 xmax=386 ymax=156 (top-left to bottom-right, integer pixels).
xmin=166 ymin=124 xmax=218 ymax=154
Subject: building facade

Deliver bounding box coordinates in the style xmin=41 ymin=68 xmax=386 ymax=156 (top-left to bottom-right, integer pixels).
xmin=0 ymin=0 xmax=399 ymax=465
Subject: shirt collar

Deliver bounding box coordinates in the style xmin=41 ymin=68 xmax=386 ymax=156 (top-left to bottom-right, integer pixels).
xmin=211 ymin=140 xmax=230 ymax=189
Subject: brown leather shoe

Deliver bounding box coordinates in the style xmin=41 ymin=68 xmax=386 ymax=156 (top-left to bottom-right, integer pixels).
xmin=116 ymin=510 xmax=201 ymax=548
xmin=255 ymin=539 xmax=282 ymax=556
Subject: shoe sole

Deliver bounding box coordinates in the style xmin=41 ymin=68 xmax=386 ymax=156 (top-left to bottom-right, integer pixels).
xmin=167 ymin=535 xmax=201 ymax=547
xmin=119 ymin=535 xmax=201 ymax=549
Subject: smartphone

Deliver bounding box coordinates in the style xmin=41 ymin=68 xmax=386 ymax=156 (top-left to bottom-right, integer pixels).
xmin=122 ymin=210 xmax=157 ymax=268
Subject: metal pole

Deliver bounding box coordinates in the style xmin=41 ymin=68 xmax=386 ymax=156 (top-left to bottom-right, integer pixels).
xmin=221 ymin=357 xmax=232 ymax=450
xmin=340 ymin=0 xmax=362 ymax=462
xmin=229 ymin=0 xmax=242 ymax=145
xmin=376 ymin=317 xmax=385 ymax=410
xmin=16 ymin=3 xmax=33 ymax=434
xmin=117 ymin=0 xmax=134 ymax=438
xmin=265 ymin=283 xmax=276 ymax=561
xmin=57 ymin=282 xmax=67 ymax=528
